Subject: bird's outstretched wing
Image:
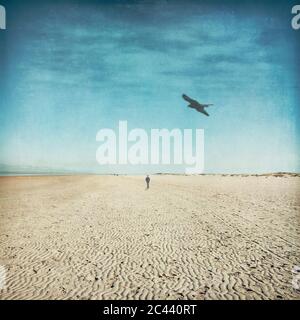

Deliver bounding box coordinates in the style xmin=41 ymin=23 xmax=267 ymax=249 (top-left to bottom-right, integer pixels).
xmin=193 ymin=105 xmax=209 ymax=116
xmin=182 ymin=94 xmax=198 ymax=105
xmin=201 ymin=109 xmax=210 ymax=116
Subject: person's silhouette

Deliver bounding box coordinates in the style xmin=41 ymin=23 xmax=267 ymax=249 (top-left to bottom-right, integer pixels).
xmin=145 ymin=175 xmax=150 ymax=189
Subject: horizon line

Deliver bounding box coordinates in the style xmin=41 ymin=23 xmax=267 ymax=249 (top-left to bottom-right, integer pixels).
xmin=0 ymin=172 xmax=299 ymax=177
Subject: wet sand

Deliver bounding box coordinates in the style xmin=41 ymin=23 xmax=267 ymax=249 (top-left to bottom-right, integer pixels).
xmin=0 ymin=174 xmax=299 ymax=300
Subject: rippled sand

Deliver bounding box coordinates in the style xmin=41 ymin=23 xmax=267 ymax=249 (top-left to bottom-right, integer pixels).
xmin=0 ymin=175 xmax=299 ymax=300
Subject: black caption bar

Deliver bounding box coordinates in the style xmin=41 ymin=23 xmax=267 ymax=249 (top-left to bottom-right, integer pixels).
xmin=0 ymin=300 xmax=298 ymax=319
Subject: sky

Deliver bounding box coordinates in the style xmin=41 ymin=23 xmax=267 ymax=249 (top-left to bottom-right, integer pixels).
xmin=0 ymin=0 xmax=299 ymax=174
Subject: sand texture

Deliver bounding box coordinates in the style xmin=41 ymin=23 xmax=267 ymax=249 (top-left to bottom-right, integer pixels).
xmin=0 ymin=175 xmax=299 ymax=300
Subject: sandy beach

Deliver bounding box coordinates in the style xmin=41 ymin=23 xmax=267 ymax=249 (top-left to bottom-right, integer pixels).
xmin=0 ymin=174 xmax=299 ymax=300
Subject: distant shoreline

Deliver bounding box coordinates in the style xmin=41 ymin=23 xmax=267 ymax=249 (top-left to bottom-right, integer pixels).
xmin=0 ymin=172 xmax=299 ymax=177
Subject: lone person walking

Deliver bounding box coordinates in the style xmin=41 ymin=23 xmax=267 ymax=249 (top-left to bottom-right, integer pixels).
xmin=145 ymin=175 xmax=150 ymax=189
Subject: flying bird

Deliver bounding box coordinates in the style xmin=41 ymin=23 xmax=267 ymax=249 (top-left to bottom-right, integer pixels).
xmin=182 ymin=94 xmax=213 ymax=116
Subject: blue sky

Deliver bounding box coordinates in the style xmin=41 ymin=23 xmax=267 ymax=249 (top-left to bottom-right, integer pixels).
xmin=0 ymin=0 xmax=299 ymax=174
